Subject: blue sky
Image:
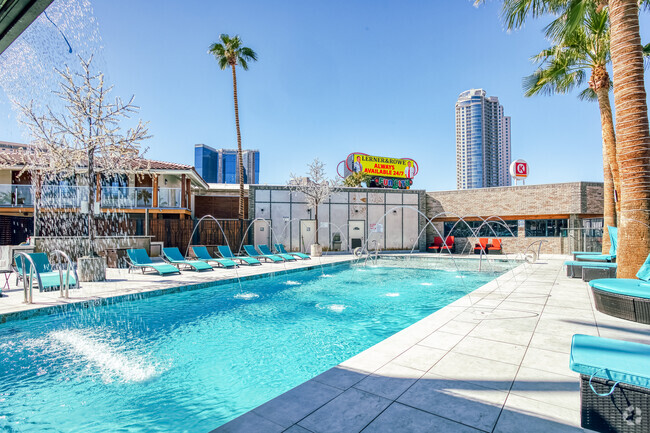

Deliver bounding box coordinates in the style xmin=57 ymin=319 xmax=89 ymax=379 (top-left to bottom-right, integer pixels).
xmin=2 ymin=0 xmax=650 ymax=191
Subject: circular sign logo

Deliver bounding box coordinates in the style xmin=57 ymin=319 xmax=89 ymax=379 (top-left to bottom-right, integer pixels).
xmin=509 ymin=159 xmax=528 ymax=179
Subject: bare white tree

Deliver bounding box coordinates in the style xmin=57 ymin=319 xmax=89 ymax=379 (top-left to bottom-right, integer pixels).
xmin=18 ymin=55 xmax=150 ymax=256
xmin=288 ymin=158 xmax=340 ymax=245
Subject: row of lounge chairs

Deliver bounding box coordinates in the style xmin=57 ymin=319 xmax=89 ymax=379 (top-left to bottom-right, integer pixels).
xmin=7 ymin=244 xmax=310 ymax=290
xmin=127 ymin=244 xmax=311 ymax=276
xmin=565 ymin=226 xmax=650 ymax=431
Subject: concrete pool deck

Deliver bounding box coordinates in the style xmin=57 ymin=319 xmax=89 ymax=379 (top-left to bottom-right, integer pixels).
xmin=212 ymin=255 xmax=649 ymax=433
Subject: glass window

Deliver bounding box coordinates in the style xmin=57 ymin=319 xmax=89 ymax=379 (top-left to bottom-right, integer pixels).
xmin=525 ymin=219 xmax=568 ymax=237
xmin=223 ymin=154 xmax=237 ymax=184
xmin=444 ymin=220 xmax=518 ymax=238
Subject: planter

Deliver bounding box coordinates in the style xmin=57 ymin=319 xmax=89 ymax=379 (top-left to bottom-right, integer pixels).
xmin=77 ymin=256 xmax=106 ymax=282
xmin=310 ymin=244 xmax=323 ymax=257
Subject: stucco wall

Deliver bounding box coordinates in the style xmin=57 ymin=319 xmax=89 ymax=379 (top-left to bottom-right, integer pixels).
xmin=249 ymin=186 xmax=427 ymax=252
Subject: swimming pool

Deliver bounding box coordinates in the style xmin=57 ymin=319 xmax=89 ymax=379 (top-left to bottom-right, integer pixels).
xmin=0 ymin=257 xmax=516 ymax=432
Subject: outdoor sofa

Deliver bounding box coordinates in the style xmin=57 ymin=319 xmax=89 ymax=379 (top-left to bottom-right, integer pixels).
xmin=570 ymin=334 xmax=650 ymax=432
xmin=588 ymin=252 xmax=650 ymax=323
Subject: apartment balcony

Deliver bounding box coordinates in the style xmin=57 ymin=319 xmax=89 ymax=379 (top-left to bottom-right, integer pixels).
xmin=0 ymin=185 xmax=186 ymax=209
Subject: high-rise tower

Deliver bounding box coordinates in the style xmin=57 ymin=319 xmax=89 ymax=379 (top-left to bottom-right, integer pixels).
xmin=455 ymin=89 xmax=511 ymax=189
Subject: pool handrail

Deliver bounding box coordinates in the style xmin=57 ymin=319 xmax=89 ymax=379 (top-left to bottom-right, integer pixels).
xmin=15 ymin=252 xmax=42 ymax=303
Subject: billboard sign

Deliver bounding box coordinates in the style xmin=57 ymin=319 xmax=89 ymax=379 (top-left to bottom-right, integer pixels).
xmin=347 ymin=153 xmax=418 ymax=179
xmin=509 ymin=159 xmax=528 ymax=179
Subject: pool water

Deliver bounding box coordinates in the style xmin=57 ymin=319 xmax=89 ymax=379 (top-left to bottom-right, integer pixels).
xmin=0 ymin=258 xmax=515 ymax=432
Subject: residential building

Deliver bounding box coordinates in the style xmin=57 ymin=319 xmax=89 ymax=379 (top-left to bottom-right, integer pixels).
xmin=455 ymin=89 xmax=511 ymax=189
xmin=194 ymin=144 xmax=259 ymax=184
xmin=0 ymin=146 xmax=208 ymax=245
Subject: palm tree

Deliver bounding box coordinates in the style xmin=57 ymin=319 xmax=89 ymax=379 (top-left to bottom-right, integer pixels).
xmin=477 ymin=0 xmax=650 ymax=278
xmin=209 ymin=34 xmax=258 ymax=220
xmin=607 ymin=0 xmax=650 ymax=278
xmin=522 ymin=6 xmax=618 ymax=252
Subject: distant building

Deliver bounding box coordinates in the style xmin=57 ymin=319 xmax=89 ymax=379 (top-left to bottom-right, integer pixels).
xmin=194 ymin=144 xmax=259 ymax=184
xmin=455 ymin=89 xmax=511 ymax=189
xmin=0 ymin=141 xmax=33 ymax=152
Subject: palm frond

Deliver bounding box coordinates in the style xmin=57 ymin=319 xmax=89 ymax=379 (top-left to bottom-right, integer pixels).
xmin=577 ymin=87 xmax=598 ymax=101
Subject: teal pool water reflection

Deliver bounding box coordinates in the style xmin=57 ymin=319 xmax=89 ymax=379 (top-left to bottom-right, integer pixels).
xmin=0 ymin=257 xmax=515 ymax=432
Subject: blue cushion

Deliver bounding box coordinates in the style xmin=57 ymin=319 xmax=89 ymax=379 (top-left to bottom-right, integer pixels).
xmin=571 ymin=251 xmax=602 ymax=255
xmin=607 ymin=226 xmax=618 ymax=257
xmin=589 ymin=278 xmax=650 ymax=299
xmin=564 ymin=261 xmax=617 ymax=268
xmin=636 ymin=252 xmax=650 ymax=282
xmin=575 ymin=254 xmax=614 ymax=262
xmin=570 ymin=334 xmax=650 ymax=389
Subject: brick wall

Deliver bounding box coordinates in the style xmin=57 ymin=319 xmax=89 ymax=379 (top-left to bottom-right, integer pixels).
xmin=426 ymin=182 xmax=604 ymax=255
xmin=427 ymin=182 xmax=603 ymax=218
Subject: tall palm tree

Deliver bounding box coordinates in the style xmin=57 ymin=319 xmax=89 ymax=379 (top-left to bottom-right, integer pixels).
xmin=523 ymin=6 xmax=618 ymax=253
xmin=209 ymin=34 xmax=258 ymax=220
xmin=477 ymin=0 xmax=650 ymax=278
xmin=608 ymin=0 xmax=650 ymax=277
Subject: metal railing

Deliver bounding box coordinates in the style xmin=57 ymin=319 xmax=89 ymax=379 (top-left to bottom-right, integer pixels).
xmin=158 ymin=187 xmax=182 ymax=208
xmin=0 ymin=184 xmax=185 ymax=209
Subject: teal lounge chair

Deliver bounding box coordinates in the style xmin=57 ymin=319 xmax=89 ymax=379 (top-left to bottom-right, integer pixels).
xmin=571 ymin=251 xmax=602 ymax=260
xmin=589 ymin=252 xmax=650 ymax=323
xmin=275 ymin=243 xmax=310 ymax=260
xmin=575 ymin=226 xmax=617 ymax=263
xmin=14 ymin=252 xmax=78 ymax=292
xmin=217 ymin=245 xmax=261 ymax=266
xmin=570 ymin=334 xmax=650 ymax=432
xmin=564 ymin=261 xmax=617 ymax=280
xmin=127 ymin=249 xmax=181 ymax=276
xmin=258 ymin=244 xmax=296 ymax=261
xmin=243 ymin=245 xmax=284 ymax=263
xmin=191 ymin=246 xmax=238 ymax=268
xmin=162 ymin=247 xmax=213 ymax=272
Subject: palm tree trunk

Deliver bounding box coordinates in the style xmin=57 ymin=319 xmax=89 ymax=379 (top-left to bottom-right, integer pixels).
xmin=594 ymin=86 xmax=620 ymax=218
xmin=609 ymin=0 xmax=650 ymax=278
xmin=231 ymin=64 xmax=245 ymax=220
xmin=594 ymin=86 xmax=617 ymax=254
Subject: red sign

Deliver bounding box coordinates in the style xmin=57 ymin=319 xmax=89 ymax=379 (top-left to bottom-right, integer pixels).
xmin=515 ymin=162 xmax=527 ymax=177
xmin=510 ymin=159 xmax=529 ymax=179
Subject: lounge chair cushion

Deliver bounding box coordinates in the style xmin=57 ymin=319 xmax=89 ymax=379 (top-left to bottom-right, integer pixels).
xmin=570 ymin=334 xmax=650 ymax=389
xmin=128 ymin=249 xmax=180 ymax=275
xmin=275 ymin=244 xmax=310 ymax=259
xmin=163 ymin=248 xmax=212 ymax=271
xmin=218 ymin=246 xmax=262 ymax=265
xmin=259 ymin=245 xmax=296 ymax=261
xmin=564 ymin=261 xmax=617 ymax=269
xmin=607 ymin=226 xmax=618 ymax=257
xmin=575 ymin=254 xmax=615 ymax=262
xmin=40 ymin=271 xmax=76 ymax=289
xmin=589 ymin=278 xmax=650 ymax=299
xmin=636 ymin=252 xmax=650 ymax=282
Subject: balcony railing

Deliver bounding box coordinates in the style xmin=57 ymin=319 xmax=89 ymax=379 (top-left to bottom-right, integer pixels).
xmin=0 ymin=185 xmax=185 ymax=209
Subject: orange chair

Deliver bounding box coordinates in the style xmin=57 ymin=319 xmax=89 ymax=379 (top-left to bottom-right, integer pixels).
xmin=488 ymin=238 xmax=502 ymax=254
xmin=474 ymin=238 xmax=489 ymax=254
xmin=442 ymin=236 xmax=455 ymax=253
xmin=428 ymin=237 xmax=443 ymax=253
